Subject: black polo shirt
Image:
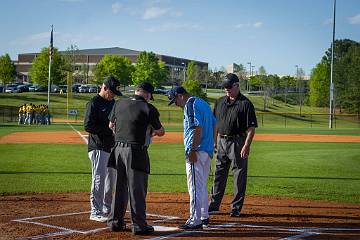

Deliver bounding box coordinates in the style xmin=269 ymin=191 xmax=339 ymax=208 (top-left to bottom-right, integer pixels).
xmin=109 ymin=95 xmax=162 ymax=145
xmin=214 ymin=93 xmax=258 ymax=135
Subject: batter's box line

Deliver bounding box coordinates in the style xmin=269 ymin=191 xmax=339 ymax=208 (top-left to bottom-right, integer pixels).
xmin=147 ymin=222 xmax=360 ymax=240
xmin=12 ymin=211 xmax=179 ymax=240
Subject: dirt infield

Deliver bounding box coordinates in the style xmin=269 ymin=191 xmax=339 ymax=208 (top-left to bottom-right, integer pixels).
xmin=0 ymin=192 xmax=359 ymax=239
xmin=2 ymin=131 xmax=360 ymax=144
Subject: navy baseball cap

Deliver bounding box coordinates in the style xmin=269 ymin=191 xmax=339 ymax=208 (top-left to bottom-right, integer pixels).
xmin=222 ymin=73 xmax=239 ymax=88
xmin=167 ymin=86 xmax=188 ymax=105
xmin=104 ymin=76 xmax=122 ymax=96
xmin=138 ymin=81 xmax=154 ymax=100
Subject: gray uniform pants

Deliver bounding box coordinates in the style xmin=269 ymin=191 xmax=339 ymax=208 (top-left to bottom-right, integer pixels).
xmin=88 ymin=150 xmax=115 ymax=216
xmin=108 ymin=143 xmax=149 ymax=230
xmin=209 ymin=135 xmax=248 ymax=212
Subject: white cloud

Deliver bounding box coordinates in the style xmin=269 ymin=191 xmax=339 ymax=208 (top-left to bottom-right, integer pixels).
xmin=235 ymin=22 xmax=263 ymax=29
xmin=145 ymin=23 xmax=201 ymax=32
xmin=112 ymin=2 xmax=122 ymax=15
xmin=349 ymin=14 xmax=360 ymax=24
xmin=253 ymin=22 xmax=263 ymax=28
xmin=143 ymin=7 xmax=169 ymax=19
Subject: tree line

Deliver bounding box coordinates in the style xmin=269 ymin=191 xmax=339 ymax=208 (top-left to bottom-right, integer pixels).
xmin=309 ymin=39 xmax=360 ymax=114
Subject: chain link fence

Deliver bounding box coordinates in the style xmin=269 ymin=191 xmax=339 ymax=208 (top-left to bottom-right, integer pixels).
xmin=1 ymin=105 xmax=359 ymax=128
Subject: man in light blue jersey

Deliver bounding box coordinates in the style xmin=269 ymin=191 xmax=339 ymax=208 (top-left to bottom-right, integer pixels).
xmin=168 ymin=86 xmax=216 ymax=230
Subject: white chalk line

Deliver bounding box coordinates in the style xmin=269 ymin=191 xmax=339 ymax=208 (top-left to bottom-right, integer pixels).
xmin=148 ymin=222 xmax=360 ymax=240
xmin=13 ymin=210 xmax=180 ymax=239
xmin=67 ymin=122 xmax=88 ymax=144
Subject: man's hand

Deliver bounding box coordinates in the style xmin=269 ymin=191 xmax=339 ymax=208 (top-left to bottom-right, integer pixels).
xmin=240 ymin=144 xmax=250 ymax=159
xmin=188 ymin=150 xmax=198 ymax=163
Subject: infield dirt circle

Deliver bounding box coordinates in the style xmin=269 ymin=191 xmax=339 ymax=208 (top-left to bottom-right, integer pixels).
xmin=0 ymin=131 xmax=359 ymax=239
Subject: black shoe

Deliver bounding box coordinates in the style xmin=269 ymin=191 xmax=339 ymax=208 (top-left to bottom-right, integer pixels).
xmin=202 ymin=218 xmax=209 ymax=228
xmin=230 ymin=209 xmax=241 ymax=217
xmin=208 ymin=206 xmax=220 ymax=215
xmin=178 ymin=223 xmax=203 ymax=230
xmin=109 ymin=221 xmax=126 ymax=232
xmin=132 ymin=225 xmax=154 ymax=235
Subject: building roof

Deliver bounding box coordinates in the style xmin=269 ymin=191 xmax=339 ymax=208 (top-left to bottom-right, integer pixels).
xmin=60 ymin=47 xmax=141 ymax=55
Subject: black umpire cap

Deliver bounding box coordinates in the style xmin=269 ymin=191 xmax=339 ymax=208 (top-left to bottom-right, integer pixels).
xmin=104 ymin=76 xmax=122 ymax=96
xmin=138 ymin=82 xmax=155 ymax=100
xmin=222 ymin=73 xmax=239 ymax=88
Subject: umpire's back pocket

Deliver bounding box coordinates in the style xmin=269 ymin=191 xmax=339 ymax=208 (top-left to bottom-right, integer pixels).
xmin=130 ymin=145 xmax=150 ymax=174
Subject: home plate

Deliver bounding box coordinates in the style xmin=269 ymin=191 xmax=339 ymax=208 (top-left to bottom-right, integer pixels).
xmin=154 ymin=226 xmax=178 ymax=231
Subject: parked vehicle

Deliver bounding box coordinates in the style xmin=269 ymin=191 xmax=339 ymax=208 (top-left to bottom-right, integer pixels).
xmin=5 ymin=84 xmax=20 ymax=93
xmin=79 ymin=84 xmax=90 ymax=93
xmin=0 ymin=85 xmax=4 ymax=92
xmin=59 ymin=85 xmax=68 ymax=93
xmin=72 ymin=84 xmax=81 ymax=93
xmin=88 ymin=85 xmax=99 ymax=93
xmin=29 ymin=84 xmax=46 ymax=92
xmin=17 ymin=85 xmax=29 ymax=93
xmin=153 ymin=87 xmax=168 ymax=94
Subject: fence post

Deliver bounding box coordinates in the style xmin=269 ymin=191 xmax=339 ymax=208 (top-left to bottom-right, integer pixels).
xmin=261 ymin=113 xmax=264 ymax=127
xmin=310 ymin=114 xmax=312 ymax=128
xmin=284 ymin=113 xmax=287 ymax=128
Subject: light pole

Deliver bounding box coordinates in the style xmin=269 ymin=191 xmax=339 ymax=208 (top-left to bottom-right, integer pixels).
xmin=181 ymin=62 xmax=186 ymax=82
xmin=247 ymin=62 xmax=251 ymax=92
xmin=329 ymin=0 xmax=336 ymax=129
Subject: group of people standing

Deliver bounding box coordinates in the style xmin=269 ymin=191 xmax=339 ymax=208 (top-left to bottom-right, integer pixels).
xmin=84 ymin=73 xmax=257 ymax=235
xmin=18 ymin=103 xmax=51 ymax=125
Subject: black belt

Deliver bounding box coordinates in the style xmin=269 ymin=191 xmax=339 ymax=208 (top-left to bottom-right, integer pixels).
xmin=219 ymin=133 xmax=246 ymax=139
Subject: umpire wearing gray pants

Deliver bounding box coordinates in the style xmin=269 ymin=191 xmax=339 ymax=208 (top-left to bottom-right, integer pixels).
xmin=107 ymin=82 xmax=165 ymax=235
xmin=209 ymin=73 xmax=257 ymax=217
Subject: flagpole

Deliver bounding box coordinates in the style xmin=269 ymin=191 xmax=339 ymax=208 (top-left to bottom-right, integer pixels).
xmin=47 ymin=25 xmax=53 ymax=107
xmin=329 ymin=0 xmax=336 ymax=128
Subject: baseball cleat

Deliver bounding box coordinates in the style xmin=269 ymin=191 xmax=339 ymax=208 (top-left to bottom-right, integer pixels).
xmin=89 ymin=214 xmax=108 ymax=222
xmin=178 ymin=223 xmax=203 ymax=230
xmin=201 ymin=218 xmax=209 ymax=228
xmin=230 ymin=209 xmax=241 ymax=217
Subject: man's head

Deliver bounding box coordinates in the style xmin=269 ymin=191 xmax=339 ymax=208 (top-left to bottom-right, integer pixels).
xmin=101 ymin=76 xmax=122 ymax=101
xmin=167 ymin=86 xmax=189 ymax=107
xmin=135 ymin=82 xmax=154 ymax=102
xmin=222 ymin=73 xmax=240 ymax=98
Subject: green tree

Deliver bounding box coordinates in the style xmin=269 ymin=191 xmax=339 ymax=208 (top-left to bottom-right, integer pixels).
xmin=132 ymin=51 xmax=168 ymax=87
xmin=92 ymin=55 xmax=134 ymax=86
xmin=342 ymin=44 xmax=360 ymax=113
xmin=258 ymin=65 xmax=267 ymax=76
xmin=182 ymin=79 xmax=207 ymax=100
xmin=280 ymin=75 xmax=296 ymax=104
xmin=29 ymin=47 xmax=68 ymax=86
xmin=309 ymin=60 xmax=329 ymax=107
xmin=0 ymin=54 xmax=16 ymax=84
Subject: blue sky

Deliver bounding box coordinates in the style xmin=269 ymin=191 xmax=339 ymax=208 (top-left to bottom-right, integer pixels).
xmin=1 ymin=0 xmax=359 ymax=76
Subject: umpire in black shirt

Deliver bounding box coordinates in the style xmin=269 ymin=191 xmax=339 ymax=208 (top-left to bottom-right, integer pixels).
xmin=107 ymin=82 xmax=165 ymax=235
xmin=209 ymin=73 xmax=257 ymax=217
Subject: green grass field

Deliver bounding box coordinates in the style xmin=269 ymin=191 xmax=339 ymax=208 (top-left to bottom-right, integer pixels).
xmin=0 ymin=123 xmax=359 ymax=203
xmin=1 ymin=92 xmax=359 ymax=203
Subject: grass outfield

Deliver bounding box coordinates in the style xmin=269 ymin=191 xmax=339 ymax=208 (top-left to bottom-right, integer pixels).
xmin=0 ymin=140 xmax=359 ymax=203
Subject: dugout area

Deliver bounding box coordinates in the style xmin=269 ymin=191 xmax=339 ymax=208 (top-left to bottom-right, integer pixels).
xmin=1 ymin=192 xmax=359 ymax=240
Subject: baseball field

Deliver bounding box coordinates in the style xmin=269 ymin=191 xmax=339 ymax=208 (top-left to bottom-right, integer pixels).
xmin=0 ymin=92 xmax=360 ymax=239
xmin=0 ymin=122 xmax=359 ymax=239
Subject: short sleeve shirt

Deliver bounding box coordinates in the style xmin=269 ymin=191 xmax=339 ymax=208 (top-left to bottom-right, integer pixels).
xmin=109 ymin=95 xmax=162 ymax=145
xmin=214 ymin=93 xmax=258 ymax=135
xmin=184 ymin=96 xmax=216 ymax=158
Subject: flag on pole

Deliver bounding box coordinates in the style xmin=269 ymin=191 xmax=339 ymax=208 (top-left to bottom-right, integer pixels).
xmin=49 ymin=25 xmax=53 ymax=63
